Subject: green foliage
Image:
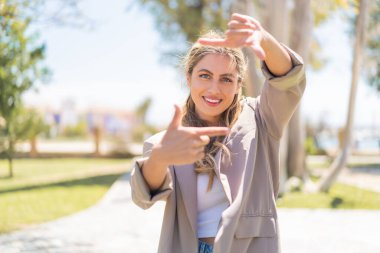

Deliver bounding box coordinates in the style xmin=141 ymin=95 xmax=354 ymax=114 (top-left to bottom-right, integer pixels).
xmin=0 ymin=158 xmax=130 ymax=233
xmin=342 ymin=0 xmax=379 ymax=92
xmin=365 ymin=0 xmax=380 ymax=92
xmin=0 ymin=106 xmax=50 ymax=157
xmin=131 ymin=97 xmax=159 ymax=142
xmin=307 ymin=0 xmax=351 ymax=71
xmin=135 ymin=97 xmax=152 ymax=122
xmin=62 ymin=120 xmax=88 ymax=138
xmin=12 ymin=107 xmax=50 ymax=140
xmin=304 ymin=119 xmax=328 ymax=156
xmin=0 ymin=158 xmax=130 ymax=190
xmin=135 ymin=0 xmax=230 ymax=64
xmin=135 ymin=0 xmax=350 ymax=72
xmin=277 ymin=182 xmax=380 ymax=209
xmin=0 ymin=1 xmax=50 ymax=175
xmin=305 ymin=136 xmax=326 ymax=156
xmin=311 ymin=0 xmax=350 ymax=26
xmin=0 ymin=8 xmax=49 ymax=119
xmin=0 ymin=176 xmax=119 ymax=233
xmin=0 ymin=0 xmax=93 ymax=29
xmin=131 ymin=124 xmax=159 ymax=143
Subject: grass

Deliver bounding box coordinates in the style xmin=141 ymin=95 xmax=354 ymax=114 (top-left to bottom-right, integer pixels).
xmin=0 ymin=158 xmax=131 ymax=234
xmin=347 ymin=163 xmax=380 ymax=169
xmin=281 ymin=157 xmax=380 ymax=209
xmin=1 ymin=157 xmax=379 ymax=234
xmin=277 ymin=183 xmax=380 ymax=209
xmin=0 ymin=158 xmax=130 ymax=192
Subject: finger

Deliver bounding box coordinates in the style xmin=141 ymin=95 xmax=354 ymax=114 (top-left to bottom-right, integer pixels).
xmin=247 ymin=17 xmax=262 ymax=30
xmin=197 ymin=38 xmax=228 ymax=47
xmin=192 ymin=135 xmax=210 ymax=147
xmin=199 ymin=135 xmax=210 ymax=145
xmin=168 ymin=104 xmax=183 ymax=130
xmin=191 ymin=126 xmax=230 ymax=137
xmin=231 ymin=13 xmax=251 ymax=23
xmin=228 ymin=20 xmax=257 ymax=30
xmin=226 ymin=29 xmax=254 ymax=37
xmin=231 ymin=13 xmax=262 ymax=29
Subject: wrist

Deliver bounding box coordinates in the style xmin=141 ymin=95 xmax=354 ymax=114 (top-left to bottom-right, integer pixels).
xmin=149 ymin=144 xmax=170 ymax=169
xmin=260 ymin=30 xmax=275 ymax=54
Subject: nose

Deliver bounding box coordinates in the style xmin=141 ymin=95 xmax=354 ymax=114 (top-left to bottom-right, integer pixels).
xmin=208 ymin=79 xmax=220 ymax=94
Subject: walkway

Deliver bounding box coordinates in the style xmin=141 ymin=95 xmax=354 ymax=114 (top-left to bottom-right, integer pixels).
xmin=1 ymin=173 xmax=380 ymax=253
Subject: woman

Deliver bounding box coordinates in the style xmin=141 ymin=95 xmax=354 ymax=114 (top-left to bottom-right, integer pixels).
xmin=130 ymin=13 xmax=306 ymax=253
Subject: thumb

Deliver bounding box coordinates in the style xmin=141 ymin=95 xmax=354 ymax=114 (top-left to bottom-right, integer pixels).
xmin=168 ymin=104 xmax=183 ymax=130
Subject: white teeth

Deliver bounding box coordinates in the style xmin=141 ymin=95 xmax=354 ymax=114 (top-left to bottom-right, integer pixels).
xmin=204 ymin=97 xmax=221 ymax=103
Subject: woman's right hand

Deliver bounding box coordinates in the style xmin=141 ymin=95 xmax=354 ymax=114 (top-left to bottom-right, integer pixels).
xmin=150 ymin=105 xmax=230 ymax=167
xmin=197 ymin=13 xmax=267 ymax=60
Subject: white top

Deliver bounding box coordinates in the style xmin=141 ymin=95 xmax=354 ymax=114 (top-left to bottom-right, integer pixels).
xmin=197 ymin=173 xmax=229 ymax=238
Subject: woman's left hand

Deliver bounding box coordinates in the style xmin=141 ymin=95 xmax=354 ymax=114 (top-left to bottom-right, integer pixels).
xmin=197 ymin=13 xmax=267 ymax=60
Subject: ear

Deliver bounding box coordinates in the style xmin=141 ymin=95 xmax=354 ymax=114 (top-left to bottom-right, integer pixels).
xmin=235 ymin=82 xmax=242 ymax=94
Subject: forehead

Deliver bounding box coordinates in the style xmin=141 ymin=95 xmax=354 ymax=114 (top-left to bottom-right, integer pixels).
xmin=193 ymin=53 xmax=237 ymax=74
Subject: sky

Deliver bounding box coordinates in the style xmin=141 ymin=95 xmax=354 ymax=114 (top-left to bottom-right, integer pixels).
xmin=22 ymin=0 xmax=380 ymax=129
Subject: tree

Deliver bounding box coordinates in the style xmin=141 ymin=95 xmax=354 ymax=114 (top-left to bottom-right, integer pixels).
xmin=135 ymin=97 xmax=152 ymax=124
xmin=0 ymin=107 xmax=50 ymax=176
xmin=261 ymin=0 xmax=291 ymax=195
xmin=131 ymin=97 xmax=157 ymax=142
xmin=317 ymin=0 xmax=369 ymax=192
xmin=286 ymin=0 xmax=313 ymax=179
xmin=230 ymin=0 xmax=263 ymax=97
xmin=134 ymin=0 xmax=352 ymax=194
xmin=23 ymin=109 xmax=50 ymax=157
xmin=363 ymin=0 xmax=380 ymax=91
xmin=0 ymin=2 xmax=49 ymax=177
xmin=2 ymin=106 xmax=49 ymax=154
xmin=1 ymin=0 xmax=94 ymax=29
xmin=134 ymin=0 xmax=230 ymax=65
xmin=0 ymin=0 xmax=94 ymax=177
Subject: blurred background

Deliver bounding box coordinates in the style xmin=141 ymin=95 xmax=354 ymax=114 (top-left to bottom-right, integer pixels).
xmin=1 ymin=0 xmax=380 ymax=249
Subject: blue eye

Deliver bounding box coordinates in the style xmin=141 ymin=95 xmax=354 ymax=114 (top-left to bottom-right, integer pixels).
xmin=199 ymin=74 xmax=210 ymax=79
xmin=221 ymin=77 xmax=233 ymax=83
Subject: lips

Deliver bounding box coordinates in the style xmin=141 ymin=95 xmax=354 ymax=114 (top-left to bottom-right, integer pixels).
xmin=203 ymin=96 xmax=222 ymax=106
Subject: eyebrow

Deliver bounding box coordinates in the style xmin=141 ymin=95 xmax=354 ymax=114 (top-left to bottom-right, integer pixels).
xmin=197 ymin=69 xmax=236 ymax=78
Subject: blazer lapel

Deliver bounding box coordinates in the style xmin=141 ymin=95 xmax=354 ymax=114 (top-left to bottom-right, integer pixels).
xmin=214 ymin=140 xmax=233 ymax=204
xmin=174 ymin=164 xmax=197 ymax=234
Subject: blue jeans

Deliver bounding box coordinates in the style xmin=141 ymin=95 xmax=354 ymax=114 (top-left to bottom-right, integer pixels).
xmin=198 ymin=240 xmax=213 ymax=253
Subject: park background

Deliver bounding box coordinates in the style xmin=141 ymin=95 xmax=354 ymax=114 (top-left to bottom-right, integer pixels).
xmin=1 ymin=0 xmax=380 ymax=252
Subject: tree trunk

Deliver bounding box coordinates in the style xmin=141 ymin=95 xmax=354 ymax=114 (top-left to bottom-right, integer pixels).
xmin=318 ymin=0 xmax=368 ymax=192
xmin=287 ymin=108 xmax=306 ymax=177
xmin=30 ymin=137 xmax=38 ymax=157
xmin=265 ymin=0 xmax=289 ymax=43
xmin=287 ymin=0 xmax=313 ymax=178
xmin=93 ymin=126 xmax=101 ymax=156
xmin=264 ymin=0 xmax=290 ymax=194
xmin=242 ymin=47 xmax=263 ymax=97
xmin=231 ymin=0 xmax=262 ymax=97
xmin=8 ymin=139 xmax=14 ymax=178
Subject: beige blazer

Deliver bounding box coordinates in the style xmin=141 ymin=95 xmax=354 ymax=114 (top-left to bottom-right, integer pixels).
xmin=130 ymin=46 xmax=305 ymax=253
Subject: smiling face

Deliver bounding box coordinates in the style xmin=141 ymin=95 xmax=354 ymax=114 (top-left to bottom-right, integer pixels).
xmin=187 ymin=53 xmax=240 ymax=125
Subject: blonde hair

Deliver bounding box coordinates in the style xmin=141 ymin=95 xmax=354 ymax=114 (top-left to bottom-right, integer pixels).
xmin=181 ymin=31 xmax=247 ymax=191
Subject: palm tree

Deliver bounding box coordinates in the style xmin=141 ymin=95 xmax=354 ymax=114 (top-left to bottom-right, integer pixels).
xmin=317 ymin=0 xmax=369 ymax=192
xmin=287 ymin=0 xmax=313 ymax=179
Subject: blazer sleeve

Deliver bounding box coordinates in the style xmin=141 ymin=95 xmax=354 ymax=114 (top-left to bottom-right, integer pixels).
xmin=130 ymin=132 xmax=173 ymax=209
xmin=256 ymin=44 xmax=306 ymax=140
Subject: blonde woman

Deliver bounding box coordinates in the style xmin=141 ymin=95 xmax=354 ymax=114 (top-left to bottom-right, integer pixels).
xmin=130 ymin=13 xmax=305 ymax=253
